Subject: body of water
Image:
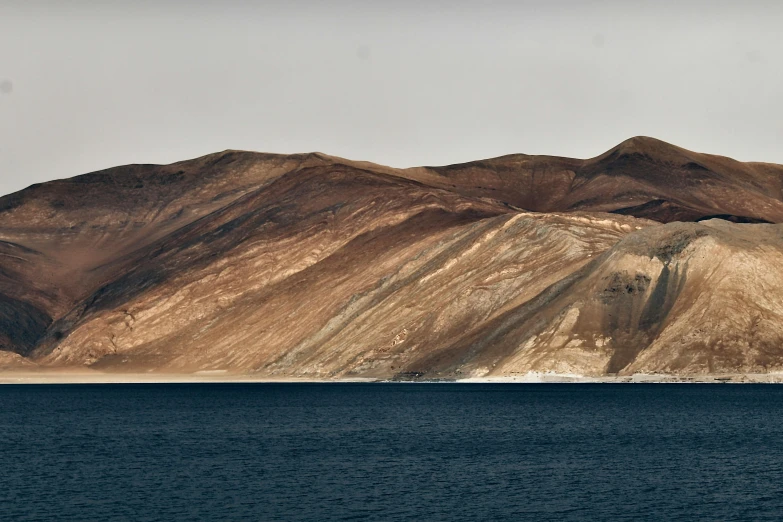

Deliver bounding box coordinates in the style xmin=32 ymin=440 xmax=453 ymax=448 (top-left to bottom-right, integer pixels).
xmin=2 ymin=383 xmax=783 ymax=521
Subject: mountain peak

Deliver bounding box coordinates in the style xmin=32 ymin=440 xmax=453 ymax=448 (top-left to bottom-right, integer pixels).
xmin=606 ymin=136 xmax=680 ymax=158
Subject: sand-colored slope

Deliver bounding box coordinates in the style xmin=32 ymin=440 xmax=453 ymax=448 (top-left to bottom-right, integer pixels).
xmin=416 ymin=220 xmax=783 ymax=378
xmin=39 ymin=209 xmax=649 ymax=375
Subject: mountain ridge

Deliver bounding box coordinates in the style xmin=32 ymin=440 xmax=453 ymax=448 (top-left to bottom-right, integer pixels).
xmin=1 ymin=137 xmax=782 ymax=379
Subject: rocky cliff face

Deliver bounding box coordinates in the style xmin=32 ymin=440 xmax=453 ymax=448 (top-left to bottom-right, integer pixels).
xmin=1 ymin=137 xmax=782 ymax=377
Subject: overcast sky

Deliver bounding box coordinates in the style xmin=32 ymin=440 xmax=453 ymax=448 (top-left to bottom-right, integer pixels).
xmin=1 ymin=0 xmax=782 ymax=197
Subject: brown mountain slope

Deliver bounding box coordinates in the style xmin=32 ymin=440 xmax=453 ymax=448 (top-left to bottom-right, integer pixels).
xmin=401 ymin=136 xmax=783 ymax=223
xmin=38 ymin=211 xmax=647 ymax=374
xmin=32 ymin=164 xmax=513 ymax=367
xmin=1 ymin=138 xmax=782 ymax=378
xmin=0 ymin=151 xmax=335 ymax=354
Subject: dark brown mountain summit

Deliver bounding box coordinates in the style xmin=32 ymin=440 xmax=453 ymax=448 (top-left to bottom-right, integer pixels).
xmin=404 ymin=136 xmax=783 ymax=223
xmin=1 ymin=137 xmax=782 ymax=379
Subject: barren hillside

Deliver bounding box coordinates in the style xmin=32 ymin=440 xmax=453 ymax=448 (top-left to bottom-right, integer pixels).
xmin=1 ymin=137 xmax=782 ymax=378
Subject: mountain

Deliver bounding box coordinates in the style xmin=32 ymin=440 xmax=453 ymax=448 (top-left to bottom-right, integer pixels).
xmin=1 ymin=137 xmax=782 ymax=379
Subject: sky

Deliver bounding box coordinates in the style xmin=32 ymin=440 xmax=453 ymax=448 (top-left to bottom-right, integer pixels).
xmin=1 ymin=0 xmax=782 ymax=197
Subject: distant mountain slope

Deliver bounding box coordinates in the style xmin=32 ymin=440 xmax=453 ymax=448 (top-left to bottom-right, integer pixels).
xmin=1 ymin=138 xmax=782 ymax=377
xmin=403 ymin=137 xmax=783 ymax=223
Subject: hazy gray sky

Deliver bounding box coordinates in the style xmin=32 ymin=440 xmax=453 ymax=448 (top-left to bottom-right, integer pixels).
xmin=1 ymin=0 xmax=782 ymax=196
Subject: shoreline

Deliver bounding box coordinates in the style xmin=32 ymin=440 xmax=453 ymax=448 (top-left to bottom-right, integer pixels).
xmin=455 ymin=373 xmax=783 ymax=384
xmin=2 ymin=370 xmax=783 ymax=384
xmin=0 ymin=371 xmax=374 ymax=385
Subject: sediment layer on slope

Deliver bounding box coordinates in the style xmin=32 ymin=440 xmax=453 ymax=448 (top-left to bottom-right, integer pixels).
xmin=418 ymin=220 xmax=783 ymax=377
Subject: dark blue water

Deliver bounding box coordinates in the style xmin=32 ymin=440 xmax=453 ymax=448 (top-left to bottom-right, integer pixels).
xmin=2 ymin=383 xmax=783 ymax=521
